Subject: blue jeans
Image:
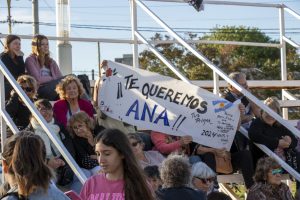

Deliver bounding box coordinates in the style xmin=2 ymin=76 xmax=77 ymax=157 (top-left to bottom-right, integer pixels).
xmin=68 ymin=166 xmax=101 ymax=194
xmin=189 ymin=155 xmax=202 ymax=164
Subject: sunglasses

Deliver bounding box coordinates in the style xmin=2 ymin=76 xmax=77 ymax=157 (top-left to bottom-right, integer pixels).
xmin=271 ymin=168 xmax=283 ymax=175
xmin=131 ymin=141 xmax=140 ymax=147
xmin=194 ymin=177 xmax=214 ymax=184
xmin=22 ymin=87 xmax=33 ymax=92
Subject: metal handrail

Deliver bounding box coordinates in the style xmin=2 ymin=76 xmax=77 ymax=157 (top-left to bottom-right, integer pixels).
xmin=135 ymin=0 xmax=300 ymax=136
xmin=283 ymin=90 xmax=298 ymax=101
xmin=134 ymin=0 xmax=300 ymax=181
xmin=239 ymin=127 xmax=300 ymax=181
xmin=135 ymin=31 xmax=191 ymax=83
xmin=0 ymin=109 xmax=19 ymax=134
xmin=144 ymin=0 xmax=283 ymax=8
xmin=0 ymin=60 xmax=87 ymax=184
xmin=283 ymin=36 xmax=300 ymax=48
xmin=284 ymin=6 xmax=300 ymax=20
xmin=0 ymin=34 xmax=281 ymax=48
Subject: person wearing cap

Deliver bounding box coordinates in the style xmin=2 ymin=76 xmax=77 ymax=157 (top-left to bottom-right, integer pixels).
xmin=0 ymin=34 xmax=25 ymax=100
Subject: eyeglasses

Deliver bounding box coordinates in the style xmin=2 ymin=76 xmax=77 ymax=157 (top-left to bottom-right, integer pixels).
xmin=271 ymin=168 xmax=283 ymax=175
xmin=38 ymin=107 xmax=52 ymax=112
xmin=21 ymin=87 xmax=33 ymax=92
xmin=72 ymin=124 xmax=85 ymax=130
xmin=131 ymin=141 xmax=140 ymax=147
xmin=194 ymin=177 xmax=214 ymax=184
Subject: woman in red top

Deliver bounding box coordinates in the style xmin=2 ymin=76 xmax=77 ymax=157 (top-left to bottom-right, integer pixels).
xmin=53 ymin=75 xmax=94 ymax=127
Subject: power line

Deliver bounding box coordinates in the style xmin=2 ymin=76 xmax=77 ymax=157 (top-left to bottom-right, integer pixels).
xmin=1 ymin=20 xmax=300 ymax=31
xmin=1 ymin=20 xmax=299 ymax=35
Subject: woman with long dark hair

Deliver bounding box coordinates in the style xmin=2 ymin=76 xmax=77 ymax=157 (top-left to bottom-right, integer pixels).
xmin=0 ymin=34 xmax=25 ymax=100
xmin=80 ymin=128 xmax=153 ymax=200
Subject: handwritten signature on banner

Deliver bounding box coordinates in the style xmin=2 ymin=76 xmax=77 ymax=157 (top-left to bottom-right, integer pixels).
xmin=99 ymin=61 xmax=240 ymax=150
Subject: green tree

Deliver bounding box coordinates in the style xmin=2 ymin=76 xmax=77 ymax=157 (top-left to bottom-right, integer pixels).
xmin=139 ymin=26 xmax=300 ymax=81
xmin=139 ymin=33 xmax=186 ymax=79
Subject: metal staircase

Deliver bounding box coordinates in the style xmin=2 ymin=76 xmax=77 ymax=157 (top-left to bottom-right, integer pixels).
xmin=0 ymin=1 xmax=299 ymax=199
xmin=131 ymin=0 xmax=300 ymax=199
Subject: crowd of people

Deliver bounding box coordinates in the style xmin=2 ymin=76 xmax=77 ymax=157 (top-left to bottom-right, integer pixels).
xmin=1 ymin=34 xmax=300 ymax=200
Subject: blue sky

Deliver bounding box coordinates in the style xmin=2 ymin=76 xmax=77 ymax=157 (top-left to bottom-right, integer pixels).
xmin=0 ymin=0 xmax=299 ymax=77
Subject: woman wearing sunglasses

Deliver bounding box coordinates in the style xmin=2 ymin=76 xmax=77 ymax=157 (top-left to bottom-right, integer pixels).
xmin=6 ymin=75 xmax=37 ymax=130
xmin=191 ymin=162 xmax=216 ymax=195
xmin=247 ymin=157 xmax=294 ymax=200
xmin=127 ymin=133 xmax=165 ymax=169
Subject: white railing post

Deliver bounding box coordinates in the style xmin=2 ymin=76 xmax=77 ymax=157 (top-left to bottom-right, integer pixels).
xmin=279 ymin=6 xmax=288 ymax=119
xmin=0 ymin=72 xmax=7 ymax=183
xmin=135 ymin=0 xmax=300 ymax=137
xmin=213 ymin=71 xmax=220 ymax=96
xmin=130 ymin=0 xmax=139 ymax=68
xmin=135 ymin=31 xmax=191 ymax=83
xmin=135 ymin=0 xmax=300 ymax=182
xmin=0 ymin=60 xmax=87 ymax=184
xmin=240 ymin=127 xmax=300 ymax=181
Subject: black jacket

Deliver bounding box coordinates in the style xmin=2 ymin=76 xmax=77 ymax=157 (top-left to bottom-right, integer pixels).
xmin=249 ymin=117 xmax=298 ymax=166
xmin=5 ymin=92 xmax=31 ymax=130
xmin=0 ymin=52 xmax=25 ymax=100
xmin=73 ymin=125 xmax=105 ymax=169
xmin=249 ymin=117 xmax=297 ymax=151
xmin=156 ymin=187 xmax=206 ymax=200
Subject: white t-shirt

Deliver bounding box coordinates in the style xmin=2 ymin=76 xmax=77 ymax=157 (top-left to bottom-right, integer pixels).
xmin=40 ymin=66 xmax=51 ymax=76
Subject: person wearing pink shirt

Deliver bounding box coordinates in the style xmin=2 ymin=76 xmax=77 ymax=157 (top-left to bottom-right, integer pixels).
xmin=150 ymin=131 xmax=193 ymax=156
xmin=25 ymin=35 xmax=63 ymax=100
xmin=79 ymin=129 xmax=154 ymax=200
xmin=151 ymin=131 xmax=215 ymax=167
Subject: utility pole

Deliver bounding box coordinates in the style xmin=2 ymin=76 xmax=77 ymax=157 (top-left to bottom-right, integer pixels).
xmin=56 ymin=0 xmax=72 ymax=75
xmin=32 ymin=0 xmax=39 ymax=35
xmin=7 ymin=0 xmax=12 ymax=34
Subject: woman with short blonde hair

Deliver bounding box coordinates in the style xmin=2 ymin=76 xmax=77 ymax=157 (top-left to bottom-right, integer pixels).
xmin=55 ymin=75 xmax=85 ymax=100
xmin=53 ymin=75 xmax=94 ymax=127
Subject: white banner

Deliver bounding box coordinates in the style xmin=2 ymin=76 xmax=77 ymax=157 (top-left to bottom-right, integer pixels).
xmin=98 ymin=61 xmax=240 ymax=150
